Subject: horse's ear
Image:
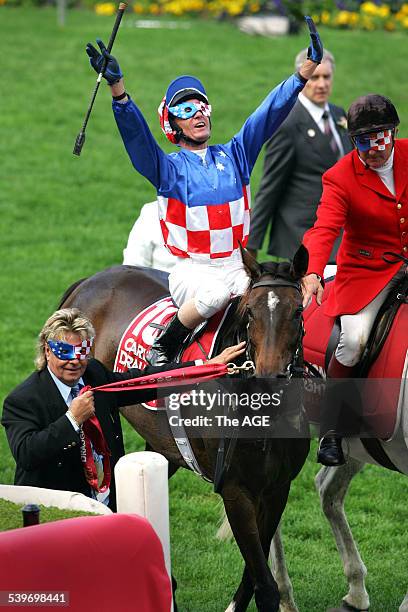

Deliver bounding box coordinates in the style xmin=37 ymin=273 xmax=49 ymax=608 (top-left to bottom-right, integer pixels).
xmin=240 ymin=244 xmax=262 ymax=281
xmin=290 ymin=244 xmax=309 ymax=280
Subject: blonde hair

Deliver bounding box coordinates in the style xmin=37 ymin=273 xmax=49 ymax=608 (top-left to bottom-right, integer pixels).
xmin=294 ymin=48 xmax=335 ymax=72
xmin=35 ymin=308 xmax=95 ymax=370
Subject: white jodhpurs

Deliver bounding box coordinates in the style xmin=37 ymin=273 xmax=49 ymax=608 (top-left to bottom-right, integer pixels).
xmin=169 ymin=252 xmax=250 ymax=318
xmin=336 ymin=266 xmax=405 ymax=367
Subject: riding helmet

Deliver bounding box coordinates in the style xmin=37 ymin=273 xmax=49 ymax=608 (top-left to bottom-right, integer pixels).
xmin=347 ymin=94 xmax=400 ymax=137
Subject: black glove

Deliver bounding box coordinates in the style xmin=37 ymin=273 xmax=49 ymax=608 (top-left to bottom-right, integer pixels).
xmin=86 ymin=38 xmax=123 ymax=85
xmin=305 ymin=16 xmax=323 ymax=64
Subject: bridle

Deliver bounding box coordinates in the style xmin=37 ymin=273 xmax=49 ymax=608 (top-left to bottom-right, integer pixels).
xmin=241 ymin=275 xmax=305 ymax=381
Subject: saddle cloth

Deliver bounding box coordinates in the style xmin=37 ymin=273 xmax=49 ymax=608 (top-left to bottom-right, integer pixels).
xmin=114 ymin=297 xmax=228 ymax=409
xmin=303 ymin=281 xmax=408 ymax=439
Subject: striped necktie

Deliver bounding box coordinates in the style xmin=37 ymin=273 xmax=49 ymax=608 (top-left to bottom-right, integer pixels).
xmin=322 ymin=111 xmax=340 ymax=160
xmin=70 ymin=383 xmax=82 ymax=404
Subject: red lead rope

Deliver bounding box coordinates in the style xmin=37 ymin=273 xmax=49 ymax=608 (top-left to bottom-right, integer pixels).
xmin=77 ymin=363 xmax=228 ymax=493
xmin=79 ymin=363 xmax=228 ymax=395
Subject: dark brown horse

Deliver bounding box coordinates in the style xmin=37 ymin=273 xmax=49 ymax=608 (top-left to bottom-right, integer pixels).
xmin=60 ymin=246 xmax=310 ymax=612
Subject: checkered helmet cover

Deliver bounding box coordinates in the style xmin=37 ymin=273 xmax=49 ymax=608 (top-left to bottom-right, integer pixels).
xmin=347 ymin=94 xmax=400 ymax=137
xmin=158 ymin=75 xmax=209 ymax=143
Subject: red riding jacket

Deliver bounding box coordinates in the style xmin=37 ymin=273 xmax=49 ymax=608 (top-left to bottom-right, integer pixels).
xmin=303 ymin=139 xmax=408 ymax=316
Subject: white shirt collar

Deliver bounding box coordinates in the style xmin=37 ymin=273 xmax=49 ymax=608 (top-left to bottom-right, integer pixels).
xmin=298 ymin=92 xmax=329 ymax=126
xmin=47 ymin=367 xmax=84 ymax=405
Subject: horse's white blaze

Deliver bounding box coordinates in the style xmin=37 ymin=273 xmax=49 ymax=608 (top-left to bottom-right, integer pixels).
xmin=267 ymin=291 xmax=280 ymax=320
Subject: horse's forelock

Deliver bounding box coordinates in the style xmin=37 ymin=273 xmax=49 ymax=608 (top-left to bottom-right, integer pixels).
xmin=258 ymin=260 xmax=292 ymax=280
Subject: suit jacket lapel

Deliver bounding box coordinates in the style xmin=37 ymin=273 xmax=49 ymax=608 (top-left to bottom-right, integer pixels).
xmin=393 ymin=141 xmax=408 ymax=201
xmin=352 ymin=150 xmax=395 ymax=199
xmin=295 ymin=102 xmax=338 ymax=165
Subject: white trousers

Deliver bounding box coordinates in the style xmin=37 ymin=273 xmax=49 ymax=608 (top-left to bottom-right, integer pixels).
xmin=336 ymin=266 xmax=405 ymax=367
xmin=169 ymin=254 xmax=250 ymax=318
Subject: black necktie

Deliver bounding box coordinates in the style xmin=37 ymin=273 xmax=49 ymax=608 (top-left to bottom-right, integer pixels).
xmin=322 ymin=111 xmax=341 ymax=160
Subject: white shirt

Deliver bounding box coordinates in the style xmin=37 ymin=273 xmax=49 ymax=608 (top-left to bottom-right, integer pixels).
xmin=373 ymin=148 xmax=395 ymax=196
xmin=123 ymin=201 xmax=176 ymax=272
xmin=298 ymin=92 xmax=344 ymax=157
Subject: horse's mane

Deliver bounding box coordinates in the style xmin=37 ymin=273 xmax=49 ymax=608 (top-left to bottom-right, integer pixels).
xmin=57 ymin=277 xmax=88 ymax=309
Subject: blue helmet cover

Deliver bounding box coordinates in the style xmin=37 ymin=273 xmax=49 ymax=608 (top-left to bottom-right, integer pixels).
xmin=165 ymin=75 xmax=208 ymax=108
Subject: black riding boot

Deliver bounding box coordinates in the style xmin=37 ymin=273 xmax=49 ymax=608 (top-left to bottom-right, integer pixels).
xmin=317 ymin=433 xmax=345 ymax=466
xmin=147 ymin=315 xmax=191 ymax=367
xmin=317 ymin=355 xmax=357 ymax=467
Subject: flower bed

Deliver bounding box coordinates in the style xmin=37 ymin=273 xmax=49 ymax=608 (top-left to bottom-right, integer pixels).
xmin=91 ymin=1 xmax=408 ymax=31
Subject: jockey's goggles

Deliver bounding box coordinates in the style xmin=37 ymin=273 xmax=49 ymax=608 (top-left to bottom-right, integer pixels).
xmin=168 ymin=100 xmax=212 ymax=120
xmin=47 ymin=338 xmax=94 ymax=360
xmin=353 ymin=129 xmax=393 ymax=152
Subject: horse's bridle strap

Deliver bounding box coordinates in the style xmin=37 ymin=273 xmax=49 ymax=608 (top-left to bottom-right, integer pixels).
xmin=252 ymin=278 xmax=302 ymax=292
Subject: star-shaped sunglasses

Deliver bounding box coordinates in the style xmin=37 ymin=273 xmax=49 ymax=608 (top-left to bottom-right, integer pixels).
xmin=48 ymin=338 xmax=94 ymax=360
xmin=168 ymin=101 xmax=212 ymax=119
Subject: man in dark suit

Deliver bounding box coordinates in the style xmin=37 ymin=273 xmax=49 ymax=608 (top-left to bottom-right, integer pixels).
xmin=2 ymin=308 xmax=244 ymax=511
xmin=247 ymin=48 xmax=352 ymax=263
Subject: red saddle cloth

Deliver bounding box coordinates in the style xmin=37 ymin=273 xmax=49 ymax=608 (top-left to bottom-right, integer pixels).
xmin=114 ymin=297 xmax=228 ymax=408
xmin=303 ymin=281 xmax=408 ymax=439
xmin=0 ymin=514 xmax=171 ymax=612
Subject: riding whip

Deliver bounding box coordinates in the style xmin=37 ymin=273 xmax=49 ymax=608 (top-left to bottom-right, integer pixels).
xmin=73 ymin=2 xmax=127 ymax=156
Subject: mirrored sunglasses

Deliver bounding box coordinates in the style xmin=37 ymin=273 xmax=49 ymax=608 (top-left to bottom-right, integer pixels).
xmin=168 ymin=101 xmax=212 ymax=119
xmin=48 ymin=338 xmax=94 ymax=360
xmin=354 ymin=129 xmax=392 ymax=152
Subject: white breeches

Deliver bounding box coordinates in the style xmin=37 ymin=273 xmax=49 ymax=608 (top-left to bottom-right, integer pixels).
xmin=336 ymin=266 xmax=405 ymax=367
xmin=169 ymin=253 xmax=250 ymax=318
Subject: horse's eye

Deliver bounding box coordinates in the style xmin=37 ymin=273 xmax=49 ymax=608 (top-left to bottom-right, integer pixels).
xmin=246 ymin=306 xmax=254 ymax=320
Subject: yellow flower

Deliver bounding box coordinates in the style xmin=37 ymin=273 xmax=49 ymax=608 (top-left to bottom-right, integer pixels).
xmin=320 ymin=10 xmax=330 ymax=25
xmin=377 ymin=5 xmax=390 ymax=18
xmin=403 ymin=15 xmax=408 ymax=28
xmin=360 ymin=1 xmax=379 ymax=16
xmin=249 ymin=1 xmax=260 ymax=13
xmin=348 ymin=12 xmax=359 ymax=26
xmin=335 ymin=10 xmax=351 ymax=26
xmin=149 ymin=2 xmax=160 ymax=13
xmin=133 ymin=3 xmax=145 ymax=13
xmin=94 ymin=2 xmax=116 ymax=15
xmin=384 ymin=19 xmax=396 ymax=31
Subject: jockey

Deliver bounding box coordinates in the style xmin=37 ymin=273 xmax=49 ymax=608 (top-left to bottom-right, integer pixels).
xmin=302 ymin=93 xmax=407 ymax=466
xmin=86 ymin=18 xmax=323 ymax=366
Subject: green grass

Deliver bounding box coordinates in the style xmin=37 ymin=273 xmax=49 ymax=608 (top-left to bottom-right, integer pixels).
xmin=0 ymin=498 xmax=92 ymax=531
xmin=1 ymin=8 xmax=407 ymax=611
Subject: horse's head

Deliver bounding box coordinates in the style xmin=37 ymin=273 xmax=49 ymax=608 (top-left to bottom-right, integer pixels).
xmin=239 ymin=245 xmax=308 ymax=378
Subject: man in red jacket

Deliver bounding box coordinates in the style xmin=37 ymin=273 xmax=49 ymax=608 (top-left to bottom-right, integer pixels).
xmin=301 ymin=94 xmax=407 ymax=465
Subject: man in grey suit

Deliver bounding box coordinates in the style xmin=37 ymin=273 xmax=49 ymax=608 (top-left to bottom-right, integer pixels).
xmin=247 ymin=49 xmax=352 ymax=263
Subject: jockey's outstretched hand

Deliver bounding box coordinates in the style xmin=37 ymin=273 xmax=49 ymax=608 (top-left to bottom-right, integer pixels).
xmin=305 ymin=16 xmax=323 ymax=64
xmin=302 ymin=273 xmax=324 ymax=308
xmin=298 ymin=17 xmax=323 ymax=81
xmin=207 ymin=341 xmax=246 ymax=365
xmin=86 ymin=39 xmax=123 ymax=84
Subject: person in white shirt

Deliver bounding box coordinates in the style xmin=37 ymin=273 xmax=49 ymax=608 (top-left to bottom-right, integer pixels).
xmin=123 ymin=201 xmax=176 ymax=272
